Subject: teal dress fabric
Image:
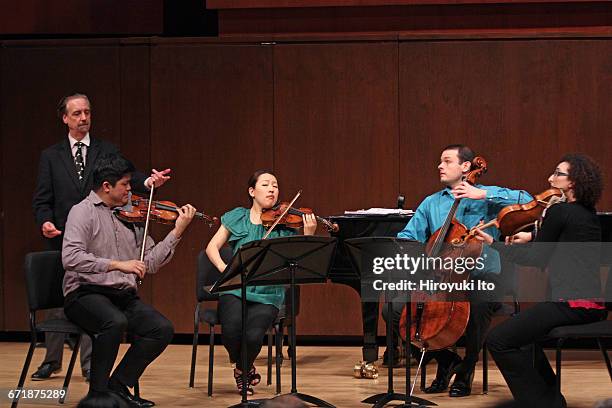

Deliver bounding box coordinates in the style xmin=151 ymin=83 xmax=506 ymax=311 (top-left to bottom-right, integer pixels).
xmin=220 ymin=207 xmax=295 ymax=309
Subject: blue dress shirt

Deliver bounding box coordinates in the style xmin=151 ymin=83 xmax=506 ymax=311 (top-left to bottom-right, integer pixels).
xmin=397 ymin=184 xmax=532 ymax=275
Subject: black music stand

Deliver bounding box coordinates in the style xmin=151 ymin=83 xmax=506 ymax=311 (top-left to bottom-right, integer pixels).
xmin=210 ymin=236 xmax=337 ymax=408
xmin=344 ymin=237 xmax=436 ymax=408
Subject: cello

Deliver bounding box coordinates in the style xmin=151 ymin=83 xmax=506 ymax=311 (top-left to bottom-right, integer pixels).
xmin=399 ymin=157 xmax=488 ymax=353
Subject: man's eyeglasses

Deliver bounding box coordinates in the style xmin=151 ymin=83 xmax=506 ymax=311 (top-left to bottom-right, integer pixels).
xmin=552 ymin=170 xmax=569 ymax=177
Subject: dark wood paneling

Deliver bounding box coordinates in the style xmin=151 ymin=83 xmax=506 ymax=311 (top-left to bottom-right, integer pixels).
xmin=216 ymin=3 xmax=612 ymax=37
xmin=149 ymin=44 xmax=274 ymax=333
xmin=0 ymin=0 xmax=163 ymax=35
xmin=274 ymin=42 xmax=399 ymax=335
xmin=209 ymin=0 xmax=609 ymax=7
xmin=399 ymin=39 xmax=612 ymax=210
xmin=1 ymin=36 xmax=611 ymax=336
xmin=0 ymin=47 xmax=4 ymax=331
xmin=1 ymin=45 xmax=122 ymax=330
xmin=119 ymin=43 xmax=154 ymax=303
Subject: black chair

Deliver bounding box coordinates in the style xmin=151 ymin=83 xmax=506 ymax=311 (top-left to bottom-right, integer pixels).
xmin=189 ymin=248 xmax=292 ymax=395
xmin=544 ymin=256 xmax=612 ymax=394
xmin=12 ymin=251 xmax=82 ymax=407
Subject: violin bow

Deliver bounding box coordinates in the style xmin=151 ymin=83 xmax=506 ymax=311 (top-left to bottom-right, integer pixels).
xmin=262 ymin=190 xmax=302 ymax=240
xmin=137 ymin=183 xmax=156 ymax=284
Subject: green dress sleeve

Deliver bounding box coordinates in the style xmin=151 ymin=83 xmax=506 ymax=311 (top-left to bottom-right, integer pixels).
xmin=220 ymin=207 xmax=250 ymax=247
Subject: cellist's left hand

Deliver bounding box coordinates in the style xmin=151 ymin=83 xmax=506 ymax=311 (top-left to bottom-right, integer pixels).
xmin=452 ymin=181 xmax=486 ymax=200
xmin=303 ymin=213 xmax=317 ymax=236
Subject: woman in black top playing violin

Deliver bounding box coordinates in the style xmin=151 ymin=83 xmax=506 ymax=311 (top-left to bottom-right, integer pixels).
xmin=475 ymin=153 xmax=608 ymax=408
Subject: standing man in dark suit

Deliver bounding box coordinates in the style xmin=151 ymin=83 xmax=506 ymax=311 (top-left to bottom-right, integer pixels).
xmin=31 ymin=93 xmax=171 ymax=381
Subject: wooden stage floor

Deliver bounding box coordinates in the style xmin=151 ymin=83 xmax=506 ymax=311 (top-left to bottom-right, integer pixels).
xmin=0 ymin=342 xmax=610 ymax=407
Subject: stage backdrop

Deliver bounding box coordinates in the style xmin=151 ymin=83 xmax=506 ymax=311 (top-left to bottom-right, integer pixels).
xmin=1 ymin=34 xmax=610 ymax=334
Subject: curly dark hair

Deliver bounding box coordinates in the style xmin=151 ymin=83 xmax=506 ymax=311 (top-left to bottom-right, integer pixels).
xmin=559 ymin=153 xmax=603 ymax=209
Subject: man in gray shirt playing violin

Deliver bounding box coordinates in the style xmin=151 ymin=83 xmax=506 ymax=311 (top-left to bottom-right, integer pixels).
xmin=62 ymin=153 xmax=196 ymax=408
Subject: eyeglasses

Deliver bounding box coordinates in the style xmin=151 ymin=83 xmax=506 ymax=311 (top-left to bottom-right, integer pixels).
xmin=552 ymin=170 xmax=569 ymax=177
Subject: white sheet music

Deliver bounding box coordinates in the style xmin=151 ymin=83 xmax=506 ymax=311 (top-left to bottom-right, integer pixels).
xmin=344 ymin=208 xmax=414 ymax=215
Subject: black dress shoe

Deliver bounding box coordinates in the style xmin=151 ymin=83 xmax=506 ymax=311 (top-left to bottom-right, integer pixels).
xmin=31 ymin=362 xmax=61 ymax=380
xmin=109 ymin=377 xmax=155 ymax=408
xmin=449 ymin=369 xmax=474 ymax=397
xmin=423 ymin=354 xmax=462 ymax=394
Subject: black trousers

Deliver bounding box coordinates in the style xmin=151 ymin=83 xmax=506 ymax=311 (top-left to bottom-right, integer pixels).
xmin=486 ymin=302 xmax=607 ymax=408
xmin=64 ymin=285 xmax=174 ymax=393
xmin=219 ymin=294 xmax=278 ymax=371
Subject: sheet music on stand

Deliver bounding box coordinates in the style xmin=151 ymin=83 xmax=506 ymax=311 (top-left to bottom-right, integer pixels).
xmin=345 ymin=208 xmax=414 ymax=216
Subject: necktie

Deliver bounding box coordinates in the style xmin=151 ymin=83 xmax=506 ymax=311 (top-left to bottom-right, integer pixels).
xmin=74 ymin=142 xmax=85 ymax=181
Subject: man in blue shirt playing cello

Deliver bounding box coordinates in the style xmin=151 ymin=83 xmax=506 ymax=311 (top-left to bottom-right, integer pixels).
xmin=389 ymin=144 xmax=531 ymax=397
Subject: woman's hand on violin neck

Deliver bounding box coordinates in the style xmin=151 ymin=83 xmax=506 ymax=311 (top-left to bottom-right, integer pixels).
xmin=146 ymin=168 xmax=172 ymax=189
xmin=302 ymin=213 xmax=317 ymax=236
xmin=473 ymin=227 xmax=494 ymax=245
xmin=452 ymin=181 xmax=486 ymax=200
xmin=173 ymin=204 xmax=197 ymax=238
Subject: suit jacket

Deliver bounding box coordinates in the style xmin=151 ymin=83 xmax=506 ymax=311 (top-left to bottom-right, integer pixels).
xmin=32 ymin=137 xmax=147 ymax=234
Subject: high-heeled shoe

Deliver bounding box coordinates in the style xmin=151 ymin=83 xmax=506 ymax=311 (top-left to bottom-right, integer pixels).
xmin=234 ymin=369 xmax=254 ymax=395
xmin=247 ymin=365 xmax=261 ymax=387
xmin=423 ymin=354 xmax=462 ymax=394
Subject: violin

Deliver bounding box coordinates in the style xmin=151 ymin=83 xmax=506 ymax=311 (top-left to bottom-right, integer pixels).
xmin=464 ymin=188 xmax=563 ymax=238
xmin=115 ymin=194 xmax=219 ymax=227
xmin=261 ymin=202 xmax=339 ymax=233
xmin=400 ymin=156 xmax=488 ymax=352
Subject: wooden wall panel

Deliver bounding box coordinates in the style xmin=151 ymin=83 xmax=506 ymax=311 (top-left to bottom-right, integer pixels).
xmin=399 ymin=39 xmax=612 ymax=304
xmin=214 ymin=3 xmax=612 ymax=37
xmin=1 ymin=45 xmax=122 ymax=330
xmin=149 ymin=44 xmax=274 ymax=333
xmin=399 ymin=39 xmax=612 ymax=209
xmin=119 ymin=43 xmax=154 ymax=303
xmin=273 ymin=42 xmax=400 ymax=335
xmin=1 ymin=36 xmax=611 ymax=335
xmin=0 ymin=0 xmax=163 ymax=35
xmin=0 ymin=47 xmax=3 ymax=331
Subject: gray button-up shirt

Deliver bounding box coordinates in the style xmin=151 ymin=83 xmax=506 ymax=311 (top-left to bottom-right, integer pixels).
xmin=62 ymin=191 xmax=180 ymax=296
